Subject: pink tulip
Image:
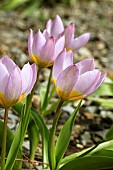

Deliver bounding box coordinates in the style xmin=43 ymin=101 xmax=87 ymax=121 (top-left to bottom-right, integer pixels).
xmin=0 ymin=56 xmax=37 ymax=108
xmin=28 ymin=29 xmax=65 ymax=68
xmin=64 ymin=23 xmax=90 ymax=52
xmin=43 ymin=15 xmax=64 ymax=40
xmin=43 ymin=16 xmax=90 ymax=51
xmin=53 ymin=54 xmax=107 ymax=101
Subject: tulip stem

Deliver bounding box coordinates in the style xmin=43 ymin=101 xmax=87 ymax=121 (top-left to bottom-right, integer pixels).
xmin=1 ymin=108 xmax=9 ymax=170
xmin=55 ymin=100 xmax=64 ymax=118
xmin=42 ymin=67 xmax=52 ymax=112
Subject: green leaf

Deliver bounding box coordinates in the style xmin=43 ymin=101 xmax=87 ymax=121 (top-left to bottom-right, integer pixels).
xmin=0 ymin=0 xmax=28 ymax=10
xmin=13 ymin=101 xmax=49 ymax=168
xmin=5 ymin=104 xmax=25 ymax=170
xmin=21 ymin=0 xmax=40 ymax=18
xmin=31 ymin=108 xmax=49 ymax=168
xmin=0 ymin=120 xmax=22 ymax=170
xmin=42 ymin=100 xmax=59 ymax=117
xmin=61 ymin=139 xmax=113 ymax=165
xmin=41 ymin=68 xmax=53 ymax=112
xmin=48 ymin=100 xmax=63 ymax=170
xmin=91 ymin=149 xmax=113 ymax=157
xmin=90 ymin=83 xmax=113 ymax=97
xmin=59 ymin=156 xmax=113 ymax=170
xmin=55 ymin=100 xmax=82 ymax=169
xmin=88 ymin=97 xmax=113 ymax=109
xmin=28 ymin=120 xmax=39 ymax=161
xmin=105 ymin=125 xmax=113 ymax=141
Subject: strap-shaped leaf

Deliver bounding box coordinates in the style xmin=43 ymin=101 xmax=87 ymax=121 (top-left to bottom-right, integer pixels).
xmin=28 ymin=120 xmax=39 ymax=161
xmin=5 ymin=105 xmax=25 ymax=170
xmin=13 ymin=101 xmax=49 ymax=168
xmin=0 ymin=120 xmax=22 ymax=170
xmin=59 ymin=156 xmax=113 ymax=170
xmin=55 ymin=100 xmax=82 ymax=169
xmin=61 ymin=139 xmax=113 ymax=165
xmin=31 ymin=108 xmax=49 ymax=168
xmin=47 ymin=100 xmax=64 ymax=170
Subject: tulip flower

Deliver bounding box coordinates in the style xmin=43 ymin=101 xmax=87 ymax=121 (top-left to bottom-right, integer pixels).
xmin=64 ymin=23 xmax=90 ymax=52
xmin=28 ymin=29 xmax=65 ymax=68
xmin=43 ymin=16 xmax=90 ymax=51
xmin=43 ymin=15 xmax=64 ymax=40
xmin=53 ymin=52 xmax=107 ymax=101
xmin=0 ymin=56 xmax=37 ymax=109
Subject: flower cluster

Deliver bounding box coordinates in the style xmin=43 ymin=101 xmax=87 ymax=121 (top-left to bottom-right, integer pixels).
xmin=0 ymin=14 xmax=108 ymax=170
xmin=28 ymin=15 xmax=106 ymax=101
xmin=28 ymin=15 xmax=90 ymax=68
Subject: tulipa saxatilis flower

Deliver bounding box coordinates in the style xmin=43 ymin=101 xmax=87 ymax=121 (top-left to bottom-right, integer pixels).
xmin=0 ymin=56 xmax=37 ymax=109
xmin=43 ymin=15 xmax=64 ymax=40
xmin=28 ymin=29 xmax=65 ymax=68
xmin=53 ymin=51 xmax=107 ymax=101
xmin=43 ymin=15 xmax=90 ymax=51
xmin=64 ymin=23 xmax=90 ymax=52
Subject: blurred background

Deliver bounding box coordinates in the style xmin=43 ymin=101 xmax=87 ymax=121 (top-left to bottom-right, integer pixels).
xmin=0 ymin=0 xmax=113 ymax=70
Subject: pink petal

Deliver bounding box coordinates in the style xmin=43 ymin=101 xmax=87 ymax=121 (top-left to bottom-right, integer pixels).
xmin=56 ymin=65 xmax=79 ymax=99
xmin=72 ymin=32 xmax=90 ymax=51
xmin=64 ymin=50 xmax=73 ymax=68
xmin=76 ymin=58 xmax=95 ymax=75
xmin=52 ymin=49 xmax=73 ymax=80
xmin=28 ymin=29 xmax=34 ymax=56
xmin=32 ymin=30 xmax=46 ymax=56
xmin=43 ymin=29 xmax=50 ymax=39
xmin=64 ymin=23 xmax=75 ymax=48
xmin=5 ymin=66 xmax=22 ymax=107
xmin=21 ymin=63 xmax=33 ymax=94
xmin=86 ymin=73 xmax=107 ymax=96
xmin=0 ymin=56 xmax=16 ymax=73
xmin=25 ymin=63 xmax=37 ymax=95
xmin=51 ymin=15 xmax=64 ymax=38
xmin=54 ymin=35 xmax=65 ymax=59
xmin=39 ymin=37 xmax=55 ymax=67
xmin=46 ymin=19 xmax=52 ymax=34
xmin=0 ymin=62 xmax=9 ymax=93
xmin=73 ymin=69 xmax=101 ymax=95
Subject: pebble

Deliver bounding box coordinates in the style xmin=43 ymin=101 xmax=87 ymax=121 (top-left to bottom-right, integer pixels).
xmin=81 ymin=131 xmax=91 ymax=146
xmin=100 ymin=110 xmax=113 ymax=120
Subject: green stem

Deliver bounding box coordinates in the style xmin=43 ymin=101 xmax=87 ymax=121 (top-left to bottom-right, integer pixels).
xmin=42 ymin=67 xmax=52 ymax=112
xmin=49 ymin=100 xmax=64 ymax=170
xmin=54 ymin=100 xmax=64 ymax=121
xmin=1 ymin=108 xmax=9 ymax=170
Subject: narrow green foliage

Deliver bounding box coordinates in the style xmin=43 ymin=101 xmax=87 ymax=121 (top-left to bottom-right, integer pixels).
xmin=48 ymin=100 xmax=63 ymax=170
xmin=61 ymin=139 xmax=113 ymax=166
xmin=105 ymin=125 xmax=113 ymax=141
xmin=0 ymin=120 xmax=22 ymax=170
xmin=28 ymin=120 xmax=39 ymax=162
xmin=31 ymin=108 xmax=49 ymax=168
xmin=5 ymin=105 xmax=25 ymax=170
xmin=55 ymin=100 xmax=82 ymax=169
xmin=59 ymin=156 xmax=113 ymax=170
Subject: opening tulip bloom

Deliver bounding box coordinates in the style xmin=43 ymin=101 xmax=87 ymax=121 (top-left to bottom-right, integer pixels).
xmin=28 ymin=29 xmax=65 ymax=68
xmin=43 ymin=15 xmax=64 ymax=40
xmin=43 ymin=15 xmax=90 ymax=52
xmin=0 ymin=56 xmax=37 ymax=109
xmin=53 ymin=51 xmax=107 ymax=101
xmin=64 ymin=23 xmax=90 ymax=52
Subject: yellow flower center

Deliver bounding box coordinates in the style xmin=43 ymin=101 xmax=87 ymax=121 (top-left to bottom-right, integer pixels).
xmin=32 ymin=55 xmax=54 ymax=68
